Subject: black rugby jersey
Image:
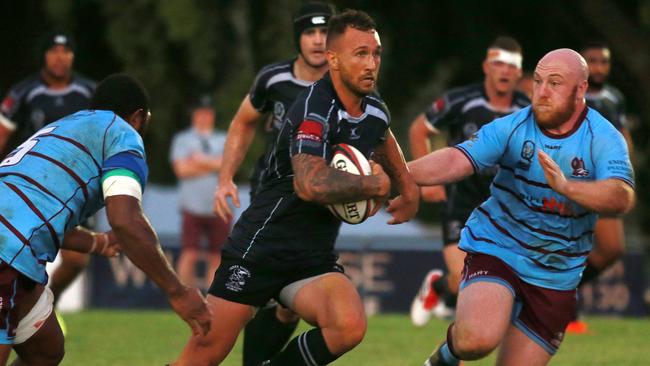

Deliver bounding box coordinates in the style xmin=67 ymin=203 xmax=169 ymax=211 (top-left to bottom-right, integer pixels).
xmin=248 ymin=59 xmax=313 ymax=194
xmin=0 ymin=73 xmax=95 ymax=150
xmin=224 ymin=73 xmax=390 ymax=268
xmin=424 ymin=83 xmax=529 ymax=215
xmin=585 ymin=84 xmax=626 ymax=131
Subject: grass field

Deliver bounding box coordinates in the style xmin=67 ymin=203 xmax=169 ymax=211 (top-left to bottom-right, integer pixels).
xmin=43 ymin=310 xmax=649 ymax=365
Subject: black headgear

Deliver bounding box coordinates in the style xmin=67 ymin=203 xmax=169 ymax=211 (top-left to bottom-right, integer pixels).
xmin=40 ymin=31 xmax=75 ymax=56
xmin=293 ymin=2 xmax=334 ymax=53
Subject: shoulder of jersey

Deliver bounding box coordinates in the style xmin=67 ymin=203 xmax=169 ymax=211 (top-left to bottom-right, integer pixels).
xmin=603 ymin=84 xmax=625 ymax=102
xmin=444 ymin=83 xmax=484 ymax=107
xmin=255 ymin=59 xmax=294 ymax=80
xmin=6 ymin=74 xmax=43 ymax=98
xmin=585 ymin=107 xmax=619 ymax=132
xmin=365 ymin=93 xmax=391 ymax=122
xmin=513 ymin=90 xmax=531 ymax=107
xmin=72 ymin=72 xmax=97 ymax=91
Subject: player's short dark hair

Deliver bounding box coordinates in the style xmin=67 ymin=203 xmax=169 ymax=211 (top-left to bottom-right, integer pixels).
xmin=91 ymin=74 xmax=150 ymax=120
xmin=326 ymin=9 xmax=376 ymax=49
xmin=488 ymin=36 xmax=522 ymax=54
xmin=581 ymin=39 xmax=610 ymax=53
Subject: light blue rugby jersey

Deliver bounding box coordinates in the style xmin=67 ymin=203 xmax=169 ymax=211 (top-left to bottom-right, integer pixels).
xmin=455 ymin=106 xmax=634 ymax=290
xmin=0 ymin=110 xmax=148 ymax=284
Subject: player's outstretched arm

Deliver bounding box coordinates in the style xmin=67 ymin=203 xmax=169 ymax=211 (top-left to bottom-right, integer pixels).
xmin=61 ymin=226 xmax=120 ymax=257
xmin=408 ymin=147 xmax=475 ymax=186
xmin=214 ymin=96 xmax=262 ymax=221
xmin=374 ymin=129 xmax=419 ymax=224
xmin=105 ymin=195 xmax=211 ymax=336
xmin=409 ymin=114 xmax=446 ymax=203
xmin=292 ymin=153 xmax=391 ymax=205
xmin=537 ymin=149 xmax=635 ymax=214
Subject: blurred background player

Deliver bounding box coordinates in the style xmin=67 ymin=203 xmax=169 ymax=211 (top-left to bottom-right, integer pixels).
xmin=0 ymin=31 xmax=96 ymax=322
xmin=0 ymin=73 xmax=210 ymax=365
xmin=212 ymin=2 xmax=335 ymax=365
xmin=408 ymin=36 xmax=529 ymax=326
xmin=170 ymin=95 xmax=229 ymax=289
xmin=568 ymin=40 xmax=635 ymax=333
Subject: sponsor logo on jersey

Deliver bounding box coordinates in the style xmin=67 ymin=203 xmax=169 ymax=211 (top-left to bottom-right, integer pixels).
xmin=349 ymin=126 xmax=361 ymax=140
xmin=571 ymin=157 xmax=589 ymax=177
xmin=542 ymin=197 xmax=574 ymax=216
xmin=296 ymin=120 xmax=323 ymax=142
xmin=225 ymin=265 xmax=251 ymax=292
xmin=516 ymin=140 xmax=535 ymax=170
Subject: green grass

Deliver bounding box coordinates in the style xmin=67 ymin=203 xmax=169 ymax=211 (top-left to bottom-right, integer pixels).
xmin=39 ymin=310 xmax=650 ymax=365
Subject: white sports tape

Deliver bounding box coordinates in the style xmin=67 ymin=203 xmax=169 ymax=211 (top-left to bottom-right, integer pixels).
xmin=487 ymin=48 xmax=522 ymax=68
xmin=102 ymin=175 xmax=143 ymax=201
xmin=0 ymin=113 xmax=16 ymax=131
xmin=14 ymin=287 xmax=54 ymax=344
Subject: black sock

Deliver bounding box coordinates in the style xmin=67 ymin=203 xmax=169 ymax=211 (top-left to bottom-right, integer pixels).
xmin=432 ymin=274 xmax=450 ymax=296
xmin=267 ymin=329 xmax=339 ymax=366
xmin=578 ymin=260 xmax=603 ymax=288
xmin=443 ymin=292 xmax=457 ymax=308
xmin=243 ymin=305 xmax=299 ymax=366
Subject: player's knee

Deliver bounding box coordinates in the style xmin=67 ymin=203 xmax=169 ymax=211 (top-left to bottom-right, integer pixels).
xmin=453 ymin=328 xmax=498 ymax=360
xmin=330 ymin=313 xmax=367 ymax=351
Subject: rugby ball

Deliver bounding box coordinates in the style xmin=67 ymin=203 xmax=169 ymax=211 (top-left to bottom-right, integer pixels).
xmin=327 ymin=144 xmax=375 ymax=224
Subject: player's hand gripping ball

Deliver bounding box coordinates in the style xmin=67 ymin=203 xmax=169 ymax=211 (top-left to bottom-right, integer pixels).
xmin=327 ymin=144 xmax=375 ymax=224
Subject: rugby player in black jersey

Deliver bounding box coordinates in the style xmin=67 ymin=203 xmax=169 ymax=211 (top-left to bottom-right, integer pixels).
xmin=567 ymin=40 xmax=635 ymax=334
xmin=212 ymin=3 xmax=335 ymax=365
xmin=0 ymin=31 xmax=96 ymax=324
xmin=409 ymin=37 xmax=529 ymax=326
xmin=174 ymin=9 xmax=418 ymax=366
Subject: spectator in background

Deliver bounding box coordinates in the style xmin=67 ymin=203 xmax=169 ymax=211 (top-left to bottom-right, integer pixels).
xmin=170 ymin=95 xmax=230 ymax=289
xmin=0 ymin=31 xmax=96 ymax=317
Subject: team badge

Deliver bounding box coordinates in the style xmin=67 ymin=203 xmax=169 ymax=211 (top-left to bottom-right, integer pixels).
xmin=516 ymin=140 xmax=535 ymax=170
xmin=462 ymin=122 xmax=478 ymax=138
xmin=271 ymin=101 xmax=285 ymax=130
xmin=571 ymin=157 xmax=589 ymax=177
xmin=225 ymin=265 xmax=251 ymax=292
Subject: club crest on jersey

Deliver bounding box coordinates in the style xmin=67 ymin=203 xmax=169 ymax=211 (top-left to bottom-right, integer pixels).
xmin=571 ymin=157 xmax=589 ymax=177
xmin=225 ymin=265 xmax=251 ymax=292
xmin=516 ymin=140 xmax=535 ymax=170
xmin=462 ymin=122 xmax=478 ymax=138
xmin=271 ymin=101 xmax=286 ymax=130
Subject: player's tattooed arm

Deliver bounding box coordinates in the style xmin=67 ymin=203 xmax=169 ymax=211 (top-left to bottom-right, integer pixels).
xmin=292 ymin=153 xmax=390 ymax=204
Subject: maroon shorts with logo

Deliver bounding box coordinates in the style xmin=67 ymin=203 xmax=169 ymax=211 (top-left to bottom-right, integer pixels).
xmin=0 ymin=262 xmax=37 ymax=344
xmin=459 ymin=253 xmax=577 ymax=354
xmin=181 ymin=211 xmax=232 ymax=253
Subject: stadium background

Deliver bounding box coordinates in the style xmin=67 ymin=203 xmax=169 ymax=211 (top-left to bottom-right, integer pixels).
xmin=1 ymin=1 xmax=650 ymax=364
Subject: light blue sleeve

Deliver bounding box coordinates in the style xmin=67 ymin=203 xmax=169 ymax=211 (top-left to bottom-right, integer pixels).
xmin=592 ymin=126 xmax=634 ymax=188
xmin=103 ymin=119 xmax=147 ymax=168
xmin=455 ymin=115 xmax=513 ymax=173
